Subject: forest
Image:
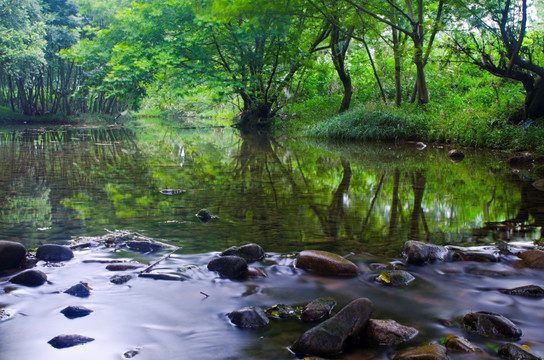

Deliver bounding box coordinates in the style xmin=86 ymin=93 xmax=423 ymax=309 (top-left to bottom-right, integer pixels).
xmin=1 ymin=0 xmax=543 ymax=150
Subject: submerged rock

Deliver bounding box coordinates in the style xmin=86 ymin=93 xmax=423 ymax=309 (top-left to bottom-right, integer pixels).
xmin=139 ymin=273 xmax=184 ymax=281
xmin=9 ymin=269 xmax=47 ymax=287
xmin=463 ymin=311 xmax=522 ymax=340
xmin=393 ymin=343 xmax=448 ymax=360
xmin=207 ymin=256 xmax=248 ymax=279
xmin=126 ymin=241 xmax=162 ymax=253
xmin=106 ymin=263 xmax=143 ymax=271
xmin=228 ymin=307 xmax=269 ymax=328
xmin=291 ymin=298 xmax=373 ymax=357
xmin=0 ymin=240 xmax=26 ymax=271
xmin=517 ymin=250 xmax=544 ymax=269
xmin=498 ymin=343 xmax=541 ymax=360
xmin=265 ymin=304 xmax=296 ymax=319
xmin=507 ymin=156 xmax=533 ymax=170
xmin=160 ymin=189 xmax=186 ymax=195
xmin=110 ymin=275 xmax=132 ymax=285
xmin=221 ymin=243 xmax=265 ymax=262
xmin=48 ymin=334 xmax=94 ymax=349
xmin=36 ymin=244 xmax=74 ymax=262
xmin=447 ymin=149 xmax=465 ymax=162
xmin=196 ymin=208 xmax=215 ymax=223
xmin=60 ymin=306 xmax=93 ymax=319
xmin=375 ymin=270 xmax=415 ymax=287
xmin=499 ymin=285 xmax=544 ymax=298
xmin=444 ymin=335 xmax=481 ymax=353
xmin=300 ymin=297 xmax=336 ymax=323
xmin=64 ymin=282 xmax=92 ymax=298
xmin=450 ymin=251 xmax=500 ymax=262
xmin=366 ymin=319 xmax=418 ymax=348
xmin=402 ymin=241 xmax=448 ymax=265
xmin=295 ymin=250 xmax=360 ymax=277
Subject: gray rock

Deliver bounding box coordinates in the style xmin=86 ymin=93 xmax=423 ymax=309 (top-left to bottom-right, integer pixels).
xmin=36 ymin=244 xmax=74 ymax=262
xmin=228 ymin=307 xmax=269 ymax=328
xmin=376 ymin=270 xmax=415 ymax=287
xmin=450 ymin=251 xmax=499 ymax=262
xmin=126 ymin=241 xmax=162 ymax=253
xmin=60 ymin=306 xmax=93 ymax=319
xmin=295 ymin=250 xmax=360 ymax=277
xmin=463 ymin=311 xmax=522 ymax=340
xmin=499 ymin=285 xmax=544 ymax=298
xmin=207 ymin=256 xmax=248 ymax=279
xmin=393 ymin=343 xmax=448 ymax=360
xmin=402 ymin=241 xmax=448 ymax=265
xmin=48 ymin=334 xmax=94 ymax=349
xmin=301 ymin=297 xmax=336 ymax=322
xmin=196 ymin=208 xmax=215 ymax=222
xmin=291 ymin=297 xmax=373 ymax=357
xmin=498 ymin=343 xmax=541 ymax=360
xmin=447 ymin=149 xmax=465 ymax=162
xmin=221 ymin=243 xmax=265 ymax=262
xmin=245 ymin=267 xmax=267 ymax=278
xmin=106 ymin=264 xmax=143 ymax=271
xmin=110 ymin=275 xmax=132 ymax=285
xmin=160 ymin=189 xmax=186 ymax=195
xmin=9 ymin=269 xmax=47 ymax=287
xmin=0 ymin=240 xmax=26 ymax=271
xmin=517 ymin=250 xmax=544 ymax=269
xmin=365 ymin=319 xmax=418 ymax=347
xmin=265 ymin=304 xmax=296 ymax=319
xmin=64 ymin=282 xmax=91 ymax=298
xmin=444 ymin=335 xmax=481 ymax=353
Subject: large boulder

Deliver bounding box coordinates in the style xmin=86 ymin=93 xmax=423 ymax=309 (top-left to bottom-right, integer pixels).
xmin=516 ymin=250 xmax=544 ymax=269
xmin=48 ymin=334 xmax=94 ymax=349
xmin=402 ymin=241 xmax=448 ymax=265
xmin=463 ymin=311 xmax=522 ymax=340
xmin=290 ymin=298 xmax=373 ymax=357
xmin=393 ymin=343 xmax=448 ymax=360
xmin=295 ymin=250 xmax=360 ymax=277
xmin=36 ymin=244 xmax=73 ymax=262
xmin=221 ymin=243 xmax=265 ymax=262
xmin=207 ymin=256 xmax=248 ymax=279
xmin=0 ymin=241 xmax=26 ymax=271
xmin=365 ymin=319 xmax=418 ymax=348
xmin=300 ymin=297 xmax=337 ymax=323
xmin=9 ymin=269 xmax=47 ymax=287
xmin=228 ymin=307 xmax=269 ymax=328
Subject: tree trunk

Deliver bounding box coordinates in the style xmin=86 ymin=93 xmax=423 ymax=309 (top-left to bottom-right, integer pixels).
xmin=526 ymin=79 xmax=544 ymax=119
xmin=392 ymin=27 xmax=402 ymax=107
xmin=330 ymin=24 xmax=353 ymax=113
xmin=237 ymin=92 xmax=274 ymax=129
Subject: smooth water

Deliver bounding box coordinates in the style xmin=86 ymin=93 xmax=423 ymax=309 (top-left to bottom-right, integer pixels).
xmin=1 ymin=120 xmax=543 ymax=359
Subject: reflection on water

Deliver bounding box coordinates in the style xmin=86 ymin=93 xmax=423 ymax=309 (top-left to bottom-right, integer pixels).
xmin=1 ymin=120 xmax=543 ymax=359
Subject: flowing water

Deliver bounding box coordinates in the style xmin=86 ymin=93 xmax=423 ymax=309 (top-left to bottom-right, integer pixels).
xmin=0 ymin=119 xmax=543 ymax=359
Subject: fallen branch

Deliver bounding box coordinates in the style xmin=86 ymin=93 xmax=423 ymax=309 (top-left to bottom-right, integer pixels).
xmin=139 ymin=247 xmax=180 ymax=274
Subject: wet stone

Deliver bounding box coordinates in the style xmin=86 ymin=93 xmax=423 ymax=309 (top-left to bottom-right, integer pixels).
xmin=447 ymin=149 xmax=465 ymax=162
xmin=139 ymin=273 xmax=184 ymax=281
xmin=365 ymin=319 xmax=418 ymax=348
xmin=221 ymin=243 xmax=265 ymax=262
xmin=36 ymin=244 xmax=74 ymax=262
xmin=463 ymin=311 xmax=522 ymax=340
xmin=160 ymin=189 xmax=186 ymax=195
xmin=517 ymin=250 xmax=544 ymax=269
xmin=533 ymin=179 xmax=544 ymax=191
xmin=507 ymin=156 xmax=533 ymax=170
xmin=9 ymin=269 xmax=47 ymax=287
xmin=207 ymin=256 xmax=248 ymax=279
xmin=444 ymin=335 xmax=481 ymax=353
xmin=64 ymin=282 xmax=91 ymax=298
xmin=376 ymin=270 xmax=415 ymax=287
xmin=402 ymin=241 xmax=448 ymax=265
xmin=126 ymin=241 xmax=162 ymax=253
xmin=61 ymin=306 xmax=93 ymax=319
xmin=301 ymin=297 xmax=336 ymax=323
xmin=48 ymin=334 xmax=94 ymax=349
xmin=244 ymin=267 xmax=267 ymax=278
xmin=106 ymin=263 xmax=143 ymax=271
xmin=499 ymin=285 xmax=544 ymax=298
xmin=196 ymin=208 xmax=215 ymax=223
xmin=265 ymin=304 xmax=296 ymax=319
xmin=393 ymin=343 xmax=448 ymax=360
xmin=228 ymin=306 xmax=269 ymax=329
xmin=498 ymin=343 xmax=541 ymax=360
xmin=0 ymin=240 xmax=26 ymax=271
xmin=295 ymin=250 xmax=360 ymax=277
xmin=110 ymin=274 xmax=132 ymax=285
xmin=450 ymin=251 xmax=499 ymax=262
xmin=123 ymin=349 xmax=140 ymax=358
xmin=291 ymin=298 xmax=373 ymax=357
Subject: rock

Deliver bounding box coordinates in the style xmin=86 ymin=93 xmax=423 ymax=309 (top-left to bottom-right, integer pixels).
xmin=499 ymin=285 xmax=544 ymax=297
xmin=507 ymin=156 xmax=533 ymax=170
xmin=376 ymin=270 xmax=415 ymax=287
xmin=160 ymin=189 xmax=186 ymax=195
xmin=444 ymin=335 xmax=481 ymax=353
xmin=245 ymin=267 xmax=267 ymax=278
xmin=447 ymin=149 xmax=465 ymax=162
xmin=463 ymin=311 xmax=522 ymax=340
xmin=295 ymin=250 xmax=360 ymax=277
xmin=207 ymin=256 xmax=248 ymax=279
xmin=228 ymin=307 xmax=269 ymax=328
xmin=126 ymin=241 xmax=162 ymax=253
xmin=48 ymin=334 xmax=94 ymax=349
xmin=265 ymin=304 xmax=296 ymax=319
xmin=450 ymin=251 xmax=499 ymax=262
xmin=139 ymin=273 xmax=184 ymax=281
xmin=60 ymin=306 xmax=93 ymax=319
xmin=416 ymin=142 xmax=426 ymax=150
xmin=0 ymin=240 xmax=26 ymax=271
xmin=517 ymin=250 xmax=544 ymax=269
xmin=196 ymin=208 xmax=215 ymax=222
xmin=366 ymin=319 xmax=418 ymax=348
xmin=393 ymin=343 xmax=448 ymax=360
xmin=290 ymin=298 xmax=373 ymax=357
xmin=106 ymin=264 xmax=143 ymax=271
xmin=64 ymin=282 xmax=91 ymax=298
xmin=221 ymin=243 xmax=265 ymax=262
xmin=110 ymin=275 xmax=132 ymax=285
xmin=36 ymin=244 xmax=74 ymax=262
xmin=498 ymin=343 xmax=541 ymax=360
xmin=9 ymin=269 xmax=47 ymax=287
xmin=123 ymin=349 xmax=140 ymax=358
xmin=533 ymin=179 xmax=544 ymax=191
xmin=301 ymin=297 xmax=337 ymax=323
xmin=402 ymin=241 xmax=448 ymax=265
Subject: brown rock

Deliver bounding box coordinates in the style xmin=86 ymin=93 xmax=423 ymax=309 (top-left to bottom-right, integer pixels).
xmin=366 ymin=319 xmax=418 ymax=348
xmin=393 ymin=343 xmax=448 ymax=360
xmin=295 ymin=250 xmax=360 ymax=277
xmin=444 ymin=335 xmax=481 ymax=353
xmin=0 ymin=241 xmax=27 ymax=271
xmin=518 ymin=250 xmax=544 ymax=269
